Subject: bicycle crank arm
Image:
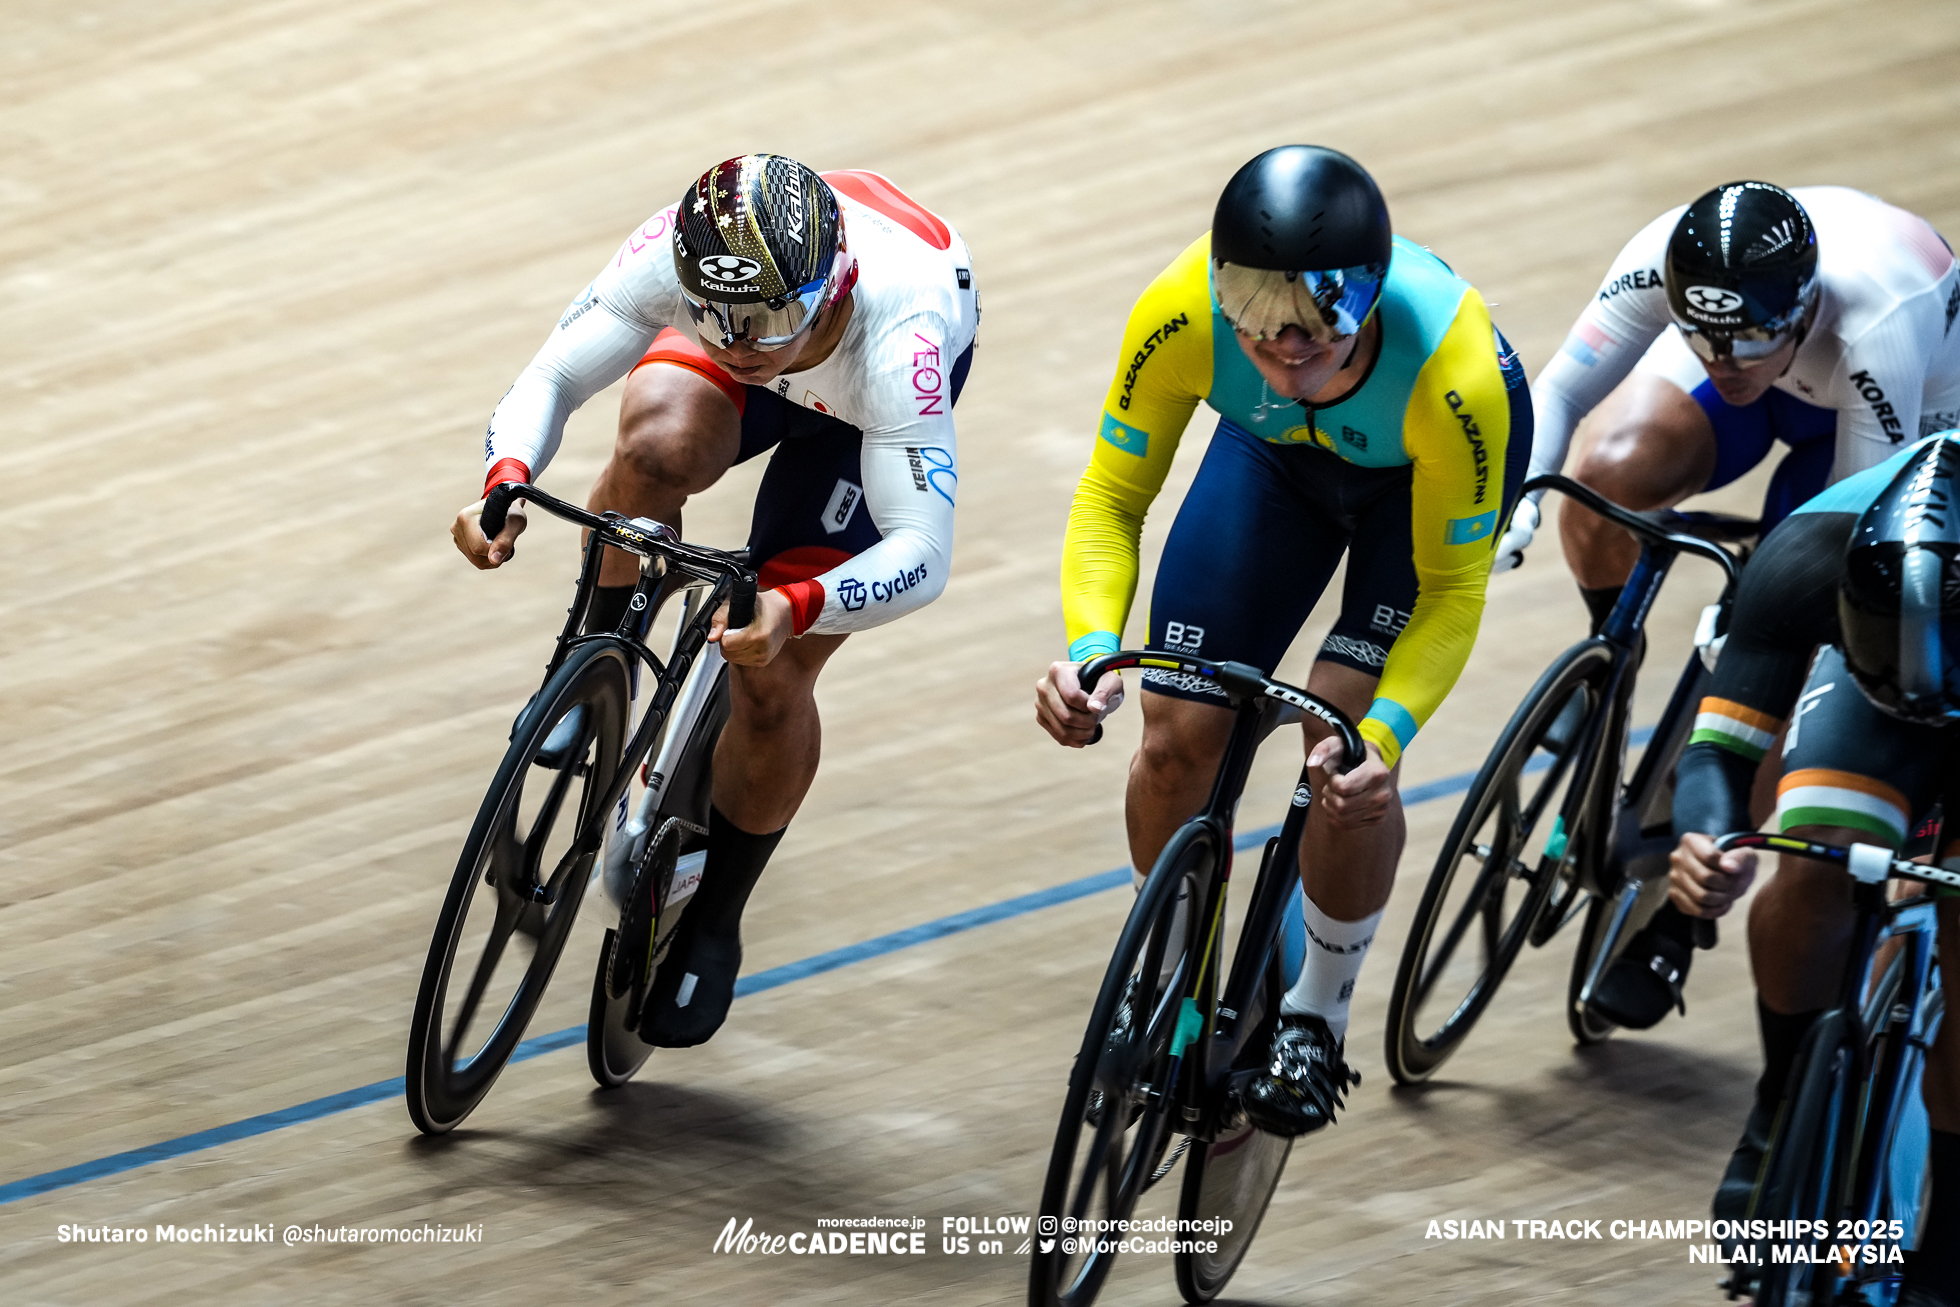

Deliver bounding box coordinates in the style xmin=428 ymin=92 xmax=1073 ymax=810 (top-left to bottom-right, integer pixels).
xmin=1575 ymin=879 xmax=1642 ymax=1009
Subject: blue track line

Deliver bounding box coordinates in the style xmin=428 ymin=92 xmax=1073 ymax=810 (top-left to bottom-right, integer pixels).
xmin=0 ymin=728 xmax=1653 ymax=1207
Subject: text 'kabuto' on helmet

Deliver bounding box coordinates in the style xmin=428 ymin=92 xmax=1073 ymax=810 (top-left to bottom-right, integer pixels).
xmin=674 ymin=154 xmax=853 ymax=350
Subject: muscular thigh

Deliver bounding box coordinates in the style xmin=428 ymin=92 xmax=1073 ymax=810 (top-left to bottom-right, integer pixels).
xmin=612 ymin=334 xmax=745 ymax=500
xmin=1571 ymin=368 xmax=1718 ymax=510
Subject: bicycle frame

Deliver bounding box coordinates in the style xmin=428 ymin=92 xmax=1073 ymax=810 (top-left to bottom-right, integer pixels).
xmin=1076 ymin=652 xmax=1362 ymax=1143
xmin=483 ymin=481 xmax=755 ymax=908
xmin=1520 ymin=477 xmax=1746 ymax=1000
xmin=1717 ymin=833 xmax=1947 ymax=1262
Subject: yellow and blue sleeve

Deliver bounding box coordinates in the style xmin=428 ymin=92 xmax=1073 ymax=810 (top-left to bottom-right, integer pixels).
xmin=1364 ymin=290 xmax=1509 ymax=767
xmin=1061 ymin=234 xmax=1214 ymax=660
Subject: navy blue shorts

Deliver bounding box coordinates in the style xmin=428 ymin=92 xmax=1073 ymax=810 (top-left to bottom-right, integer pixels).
xmin=1142 ymin=336 xmax=1531 ymax=703
xmin=636 ymin=328 xmax=973 ymax=590
xmin=1693 ymin=376 xmax=1837 ymax=533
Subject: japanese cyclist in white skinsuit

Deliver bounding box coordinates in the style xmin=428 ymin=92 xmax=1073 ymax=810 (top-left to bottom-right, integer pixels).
xmin=449 ymin=155 xmax=979 ymax=1048
xmin=1493 ymin=180 xmax=1960 ymax=1031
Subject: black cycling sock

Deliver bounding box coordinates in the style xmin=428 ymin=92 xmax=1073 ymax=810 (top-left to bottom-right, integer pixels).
xmin=1581 ymin=586 xmax=1624 ymax=636
xmin=638 ymin=808 xmax=785 ymax=1047
xmin=584 ymin=583 xmax=638 ymax=636
xmin=1909 ymin=1130 xmax=1960 ymax=1293
xmin=690 ymin=806 xmax=786 ymax=938
xmin=1755 ymin=998 xmax=1822 ymax=1107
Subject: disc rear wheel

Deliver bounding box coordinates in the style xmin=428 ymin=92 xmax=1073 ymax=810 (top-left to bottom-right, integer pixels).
xmin=1174 ymin=961 xmax=1292 ymax=1303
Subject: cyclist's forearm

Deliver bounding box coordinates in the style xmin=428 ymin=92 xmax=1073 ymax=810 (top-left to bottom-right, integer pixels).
xmin=787 ymin=454 xmax=953 ymax=635
xmin=1673 ymin=741 xmax=1758 ymax=840
xmin=484 ymin=302 xmax=653 ymax=490
xmin=1364 ymin=570 xmax=1486 ymax=767
xmin=1060 ymin=468 xmax=1148 ymax=660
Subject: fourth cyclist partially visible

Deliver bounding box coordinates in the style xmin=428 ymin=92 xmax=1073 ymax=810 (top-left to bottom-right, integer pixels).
xmin=1035 ymin=146 xmax=1532 ymax=1136
xmin=449 ymin=155 xmax=979 ymax=1048
xmin=1499 ymin=181 xmax=1960 ymax=1029
xmin=1664 ymin=433 xmax=1960 ymax=1307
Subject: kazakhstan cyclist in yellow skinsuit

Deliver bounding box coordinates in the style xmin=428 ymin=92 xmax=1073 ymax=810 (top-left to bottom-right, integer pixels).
xmin=1036 ymin=146 xmax=1531 ymax=1136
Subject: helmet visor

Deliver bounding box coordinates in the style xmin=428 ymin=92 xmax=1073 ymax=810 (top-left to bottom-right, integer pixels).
xmin=1213 ymin=260 xmax=1386 ymax=344
xmin=1842 ymin=545 xmax=1960 ymax=724
xmin=1674 ymin=282 xmax=1815 ymax=368
xmin=682 ymin=276 xmax=829 ymax=352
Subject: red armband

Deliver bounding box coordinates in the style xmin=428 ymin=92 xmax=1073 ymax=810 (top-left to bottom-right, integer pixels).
xmin=483 ymin=458 xmax=532 ymax=498
xmin=774 ymin=581 xmax=825 ymax=637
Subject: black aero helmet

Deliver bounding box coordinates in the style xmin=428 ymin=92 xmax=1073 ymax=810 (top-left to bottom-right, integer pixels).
xmin=1211 ymin=145 xmax=1392 ymax=343
xmin=1839 ymin=434 xmax=1960 ymax=724
xmin=674 ymin=154 xmax=853 ymax=350
xmin=1664 ymin=181 xmax=1818 ymax=364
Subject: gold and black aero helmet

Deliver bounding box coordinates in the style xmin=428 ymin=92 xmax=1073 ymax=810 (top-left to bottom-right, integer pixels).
xmin=1840 ymin=435 xmax=1960 ymax=724
xmin=674 ymin=154 xmax=851 ymax=350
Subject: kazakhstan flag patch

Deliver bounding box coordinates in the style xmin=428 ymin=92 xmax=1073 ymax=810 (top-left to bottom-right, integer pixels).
xmin=1445 ymin=510 xmax=1498 ymax=545
xmin=1098 ymin=413 xmax=1149 ymax=457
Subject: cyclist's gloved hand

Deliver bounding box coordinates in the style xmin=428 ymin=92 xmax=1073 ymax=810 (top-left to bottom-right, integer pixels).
xmin=453 ymin=496 xmax=529 ymax=569
xmin=1668 ymin=832 xmax=1758 ymax=918
xmin=1036 ymin=660 xmax=1123 ymax=748
xmin=1491 ymin=497 xmax=1539 ymax=574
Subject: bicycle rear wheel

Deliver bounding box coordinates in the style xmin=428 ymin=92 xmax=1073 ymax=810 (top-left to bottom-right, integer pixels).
xmin=1385 ymin=640 xmax=1614 ymax=1084
xmin=1031 ymin=824 xmax=1208 ymax=1307
xmin=1174 ymin=960 xmax=1291 ymax=1303
xmin=406 ymin=640 xmax=629 ymax=1134
xmin=588 ymin=654 xmax=730 ymax=1089
xmin=1753 ymin=1010 xmax=1857 ymax=1307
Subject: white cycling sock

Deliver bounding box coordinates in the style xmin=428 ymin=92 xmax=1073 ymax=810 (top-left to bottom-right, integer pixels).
xmin=1279 ymin=894 xmax=1383 ymax=1043
xmin=1133 ymin=869 xmax=1190 ymax=988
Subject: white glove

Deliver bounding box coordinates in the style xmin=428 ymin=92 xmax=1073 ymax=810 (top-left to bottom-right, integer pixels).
xmin=1492 ymin=497 xmax=1539 ymax=573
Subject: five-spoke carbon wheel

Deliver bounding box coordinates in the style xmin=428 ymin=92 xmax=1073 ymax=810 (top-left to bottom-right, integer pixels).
xmin=1385 ymin=640 xmax=1613 ymax=1084
xmin=406 ymin=641 xmax=629 ymax=1134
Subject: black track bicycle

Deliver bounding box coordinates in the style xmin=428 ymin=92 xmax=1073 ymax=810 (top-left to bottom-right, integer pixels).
xmin=1720 ymin=831 xmax=1943 ymax=1307
xmin=1385 ymin=474 xmax=1754 ymax=1083
xmin=1030 ymin=653 xmax=1362 ymax=1307
xmin=405 ymin=481 xmax=753 ymax=1135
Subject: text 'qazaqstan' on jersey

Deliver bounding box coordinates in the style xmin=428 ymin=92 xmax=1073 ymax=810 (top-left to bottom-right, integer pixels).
xmin=1061 ymin=232 xmax=1513 ymax=766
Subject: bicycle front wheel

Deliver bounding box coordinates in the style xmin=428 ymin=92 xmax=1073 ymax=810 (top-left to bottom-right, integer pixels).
xmin=1385 ymin=639 xmax=1614 ymax=1084
xmin=406 ymin=640 xmax=630 ymax=1134
xmin=1753 ymin=1010 xmax=1858 ymax=1307
xmin=1031 ymin=823 xmax=1208 ymax=1307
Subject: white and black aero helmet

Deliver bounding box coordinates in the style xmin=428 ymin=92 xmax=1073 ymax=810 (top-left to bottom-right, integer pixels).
xmin=1840 ymin=434 xmax=1960 ymax=724
xmin=674 ymin=154 xmax=853 ymax=350
xmin=1664 ymin=181 xmax=1819 ymax=365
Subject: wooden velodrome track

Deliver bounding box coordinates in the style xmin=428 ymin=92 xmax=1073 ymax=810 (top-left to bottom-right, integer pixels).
xmin=5 ymin=0 xmax=1959 ymax=1302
